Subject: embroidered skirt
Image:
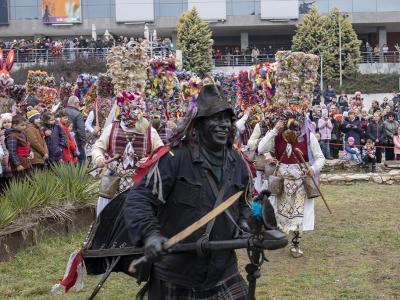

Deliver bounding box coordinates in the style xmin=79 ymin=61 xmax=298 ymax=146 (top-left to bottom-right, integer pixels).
xmin=274 ymin=163 xmax=315 ymax=233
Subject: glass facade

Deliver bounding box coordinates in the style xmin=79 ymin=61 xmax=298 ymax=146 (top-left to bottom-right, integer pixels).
xmin=312 ymin=0 xmax=400 ymax=13
xmin=6 ymin=0 xmax=400 ymax=21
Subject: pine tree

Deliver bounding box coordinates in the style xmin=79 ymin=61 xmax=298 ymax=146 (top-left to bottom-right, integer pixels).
xmin=292 ymin=6 xmax=361 ymax=83
xmin=177 ymin=7 xmax=213 ymax=76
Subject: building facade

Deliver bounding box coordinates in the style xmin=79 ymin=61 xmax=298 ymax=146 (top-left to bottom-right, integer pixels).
xmin=0 ymin=0 xmax=399 ymax=50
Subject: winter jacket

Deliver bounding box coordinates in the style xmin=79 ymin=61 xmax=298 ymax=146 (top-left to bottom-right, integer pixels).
xmin=345 ymin=145 xmax=359 ymax=155
xmin=383 ymin=120 xmax=399 ymax=144
xmin=5 ymin=128 xmax=32 ymax=170
xmin=0 ymin=129 xmax=11 ymax=177
xmin=41 ymin=123 xmax=67 ymax=162
xmin=318 ymin=118 xmax=333 ymax=140
xmin=60 ymin=120 xmax=78 ymax=164
xmin=367 ymin=121 xmax=385 ymax=144
xmin=64 ymin=106 xmax=87 ymax=148
xmin=24 ymin=123 xmax=48 ymax=165
xmin=343 ymin=118 xmax=362 ymax=145
xmin=324 ymin=88 xmax=336 ymax=104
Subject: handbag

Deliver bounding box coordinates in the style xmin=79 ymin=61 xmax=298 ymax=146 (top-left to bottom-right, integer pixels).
xmin=268 ymin=154 xmax=285 ymax=196
xmin=303 ymin=177 xmax=320 ymax=199
xmin=99 ymin=175 xmax=121 ymax=199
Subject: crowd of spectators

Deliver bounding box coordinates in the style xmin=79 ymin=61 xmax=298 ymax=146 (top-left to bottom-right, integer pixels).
xmin=310 ymin=87 xmax=400 ymax=171
xmin=0 ymin=35 xmax=173 ymax=62
xmin=361 ymin=41 xmax=400 ymax=63
xmin=213 ymin=45 xmax=284 ymax=65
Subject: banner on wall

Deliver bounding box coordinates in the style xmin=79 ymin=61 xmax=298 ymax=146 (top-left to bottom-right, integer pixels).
xmin=42 ymin=0 xmax=82 ymax=24
xmin=0 ymin=0 xmax=8 ymax=24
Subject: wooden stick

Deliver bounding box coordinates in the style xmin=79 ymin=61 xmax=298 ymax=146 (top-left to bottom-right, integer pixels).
xmin=293 ymin=148 xmax=332 ymax=214
xmin=128 ymin=191 xmax=243 ymax=273
xmin=87 ymin=154 xmax=121 ymax=174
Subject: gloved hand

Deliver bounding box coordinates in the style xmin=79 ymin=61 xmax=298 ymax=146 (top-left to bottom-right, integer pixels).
xmin=144 ymin=233 xmax=168 ymax=262
xmin=239 ymin=218 xmax=252 ymax=233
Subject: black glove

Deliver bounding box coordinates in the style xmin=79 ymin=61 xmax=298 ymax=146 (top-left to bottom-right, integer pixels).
xmin=239 ymin=218 xmax=252 ymax=233
xmin=144 ymin=233 xmax=168 ymax=262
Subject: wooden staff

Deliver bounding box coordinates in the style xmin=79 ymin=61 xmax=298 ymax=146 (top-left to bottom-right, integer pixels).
xmin=87 ymin=154 xmax=121 ymax=174
xmin=128 ymin=191 xmax=243 ymax=273
xmin=293 ymin=148 xmax=332 ymax=214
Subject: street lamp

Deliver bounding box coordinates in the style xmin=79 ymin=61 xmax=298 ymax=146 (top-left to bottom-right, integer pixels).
xmin=316 ymin=45 xmax=325 ymax=91
xmin=331 ymin=12 xmax=349 ymax=87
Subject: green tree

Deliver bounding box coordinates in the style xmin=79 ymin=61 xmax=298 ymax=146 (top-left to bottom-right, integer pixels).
xmin=177 ymin=7 xmax=213 ymax=76
xmin=292 ymin=6 xmax=361 ymax=83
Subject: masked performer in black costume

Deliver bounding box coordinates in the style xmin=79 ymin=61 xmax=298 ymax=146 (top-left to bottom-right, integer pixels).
xmin=124 ymin=83 xmax=253 ymax=299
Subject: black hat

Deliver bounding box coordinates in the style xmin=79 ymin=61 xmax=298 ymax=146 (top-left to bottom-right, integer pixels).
xmin=196 ymin=84 xmax=234 ymax=118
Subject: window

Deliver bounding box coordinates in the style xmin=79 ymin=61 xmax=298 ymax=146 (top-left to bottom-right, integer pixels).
xmin=377 ymin=0 xmax=400 ymax=12
xmin=353 ymin=0 xmax=377 ymax=13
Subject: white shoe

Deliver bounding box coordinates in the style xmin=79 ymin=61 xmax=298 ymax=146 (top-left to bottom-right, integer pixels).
xmin=290 ymin=246 xmax=304 ymax=258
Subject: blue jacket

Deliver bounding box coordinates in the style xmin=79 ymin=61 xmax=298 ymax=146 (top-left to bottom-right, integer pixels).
xmin=41 ymin=122 xmax=67 ymax=162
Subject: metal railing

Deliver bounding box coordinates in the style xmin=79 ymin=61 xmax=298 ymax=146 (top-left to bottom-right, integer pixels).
xmin=360 ymin=51 xmax=400 ymax=63
xmin=2 ymin=47 xmax=174 ymax=64
xmin=213 ymin=54 xmax=276 ymax=67
xmin=3 ymin=48 xmax=400 ymax=66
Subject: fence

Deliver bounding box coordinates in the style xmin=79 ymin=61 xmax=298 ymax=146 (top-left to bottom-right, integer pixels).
xmin=2 ymin=47 xmax=174 ymax=64
xmin=359 ymin=51 xmax=400 ymax=63
xmin=3 ymin=48 xmax=400 ymax=67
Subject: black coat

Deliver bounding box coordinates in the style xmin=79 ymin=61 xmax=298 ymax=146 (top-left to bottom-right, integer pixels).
xmin=41 ymin=123 xmax=66 ymax=162
xmin=367 ymin=121 xmax=385 ymax=144
xmin=343 ymin=118 xmax=362 ymax=145
xmin=124 ymin=142 xmax=251 ymax=289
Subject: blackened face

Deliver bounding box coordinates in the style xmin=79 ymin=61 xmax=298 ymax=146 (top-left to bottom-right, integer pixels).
xmin=197 ymin=110 xmax=232 ymax=151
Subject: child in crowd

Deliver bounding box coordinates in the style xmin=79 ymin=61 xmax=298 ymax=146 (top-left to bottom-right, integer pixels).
xmin=362 ymin=139 xmax=377 ymax=172
xmin=394 ymin=126 xmax=400 ymax=161
xmin=25 ymin=109 xmax=49 ymax=170
xmin=0 ymin=113 xmax=13 ymax=188
xmin=41 ymin=112 xmax=67 ymax=165
xmin=344 ymin=136 xmax=362 ymax=164
xmin=5 ymin=115 xmax=33 ymax=179
xmin=59 ymin=111 xmax=78 ymax=164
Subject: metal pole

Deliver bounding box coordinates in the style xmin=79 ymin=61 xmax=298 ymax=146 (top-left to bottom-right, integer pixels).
xmin=320 ymin=53 xmax=324 ymax=91
xmin=339 ymin=15 xmax=342 ymax=87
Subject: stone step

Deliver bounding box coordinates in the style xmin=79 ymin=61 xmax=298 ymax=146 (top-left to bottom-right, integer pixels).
xmin=321 ymin=170 xmax=400 ymax=185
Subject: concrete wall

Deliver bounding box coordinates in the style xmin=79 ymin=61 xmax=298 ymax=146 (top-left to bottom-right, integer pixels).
xmin=358 ymin=63 xmax=400 ymax=75
xmin=1 ymin=11 xmax=400 ymax=38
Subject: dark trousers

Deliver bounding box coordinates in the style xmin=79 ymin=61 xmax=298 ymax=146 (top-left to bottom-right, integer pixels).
xmin=77 ymin=145 xmax=86 ymax=164
xmin=330 ymin=141 xmax=340 ymax=159
xmin=385 ymin=146 xmax=395 ymax=161
xmin=0 ymin=177 xmax=11 ymax=193
xmin=375 ymin=146 xmax=382 ymax=163
xmin=363 ymin=156 xmax=376 ymax=171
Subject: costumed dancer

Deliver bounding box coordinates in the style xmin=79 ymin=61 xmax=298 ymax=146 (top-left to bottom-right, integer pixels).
xmin=124 ymin=83 xmax=253 ymax=299
xmin=246 ymin=112 xmax=275 ymax=193
xmin=85 ymin=97 xmax=111 ymax=157
xmin=258 ymin=114 xmax=325 ymax=257
xmin=91 ymin=91 xmax=163 ymax=216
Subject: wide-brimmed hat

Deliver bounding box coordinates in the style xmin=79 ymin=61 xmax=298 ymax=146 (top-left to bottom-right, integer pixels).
xmin=196 ymin=84 xmax=234 ymax=118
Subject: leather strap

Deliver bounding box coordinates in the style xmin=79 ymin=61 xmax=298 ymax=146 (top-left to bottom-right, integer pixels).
xmin=203 ymin=170 xmax=242 ymax=237
xmin=203 ymin=169 xmax=227 ymax=238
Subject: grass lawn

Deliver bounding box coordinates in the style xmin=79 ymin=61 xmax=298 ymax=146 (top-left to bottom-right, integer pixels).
xmin=0 ymin=184 xmax=399 ymax=299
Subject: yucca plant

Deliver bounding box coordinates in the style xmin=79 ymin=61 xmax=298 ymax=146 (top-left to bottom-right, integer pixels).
xmin=0 ymin=199 xmax=16 ymax=230
xmin=2 ymin=179 xmax=41 ymax=214
xmin=28 ymin=170 xmax=63 ymax=206
xmin=51 ymin=163 xmax=97 ymax=204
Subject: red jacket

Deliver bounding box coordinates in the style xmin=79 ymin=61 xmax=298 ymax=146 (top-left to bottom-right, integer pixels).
xmin=60 ymin=121 xmax=77 ymax=164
